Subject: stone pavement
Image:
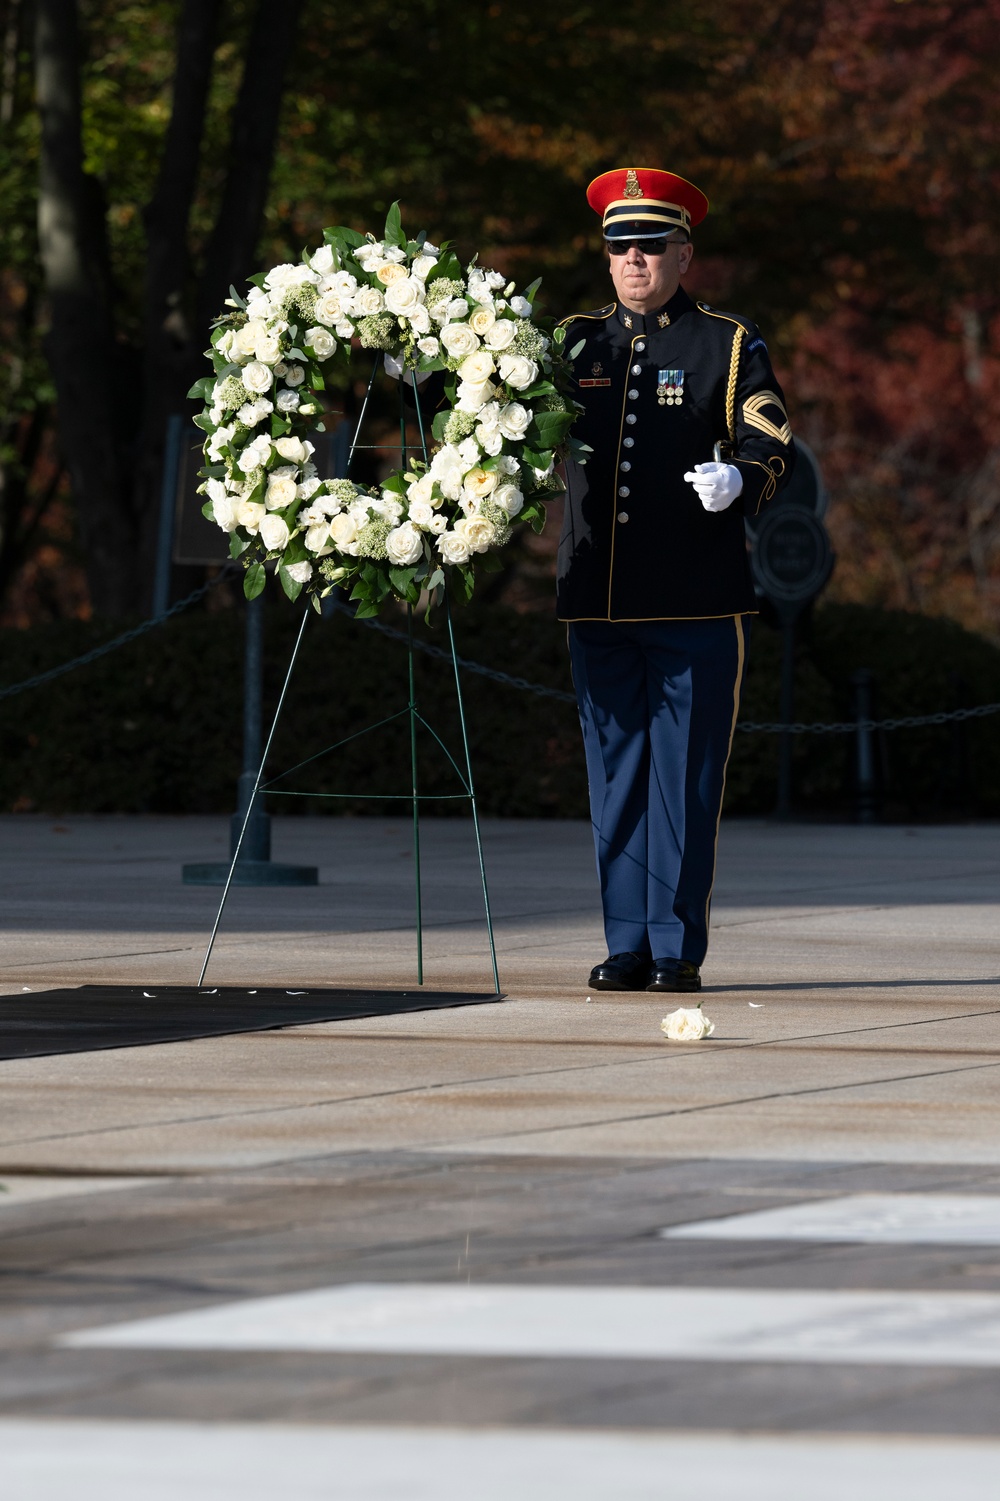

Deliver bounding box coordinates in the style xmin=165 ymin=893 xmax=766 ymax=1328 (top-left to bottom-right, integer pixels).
xmin=2 ymin=813 xmax=1000 ymax=1498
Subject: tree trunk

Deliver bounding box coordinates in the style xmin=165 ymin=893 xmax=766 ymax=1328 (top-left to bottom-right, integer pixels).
xmin=34 ymin=0 xmax=135 ymax=614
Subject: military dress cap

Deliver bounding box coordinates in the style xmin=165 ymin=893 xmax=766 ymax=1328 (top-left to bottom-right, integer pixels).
xmin=587 ymin=167 xmax=709 ymax=241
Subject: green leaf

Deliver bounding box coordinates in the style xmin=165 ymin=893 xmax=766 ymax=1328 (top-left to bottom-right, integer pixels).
xmin=553 ymin=325 xmax=566 ymax=345
xmin=431 ymin=409 xmax=450 ymax=442
xmin=229 ymin=533 xmax=251 ymax=559
xmin=352 ymin=600 xmax=380 ymax=619
xmin=324 ymin=225 xmax=367 ymax=250
xmin=426 ymin=569 xmax=445 ymax=593
xmin=228 ymin=284 xmax=248 ymax=311
xmin=244 ymin=562 xmax=266 ymax=599
xmin=524 ymin=276 xmax=542 ymax=302
xmin=310 ymin=592 xmax=324 ymax=614
xmin=388 ymin=566 xmax=417 ymax=595
xmin=427 ymin=249 xmax=463 ymax=283
xmin=201 ymin=499 xmax=215 ymax=522
xmin=569 ymin=339 xmax=586 ymax=360
xmin=278 ymin=567 xmax=303 ymax=602
xmin=270 ymin=414 xmax=291 ymax=437
xmin=187 ymin=376 xmax=214 ymax=400
xmin=383 ymin=200 xmax=406 ymax=248
xmin=192 ymin=413 xmax=214 ymax=433
xmin=527 ymin=409 xmax=576 ymax=448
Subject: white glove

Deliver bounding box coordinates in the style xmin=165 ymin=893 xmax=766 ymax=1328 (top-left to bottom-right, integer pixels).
xmin=383 ymin=352 xmax=431 ymax=387
xmin=683 ymin=461 xmax=743 ymax=512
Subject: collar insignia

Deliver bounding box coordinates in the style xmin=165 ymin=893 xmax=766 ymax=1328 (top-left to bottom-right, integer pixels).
xmin=622 ymin=310 xmax=633 ymax=329
xmin=657 ymin=312 xmax=671 ymax=328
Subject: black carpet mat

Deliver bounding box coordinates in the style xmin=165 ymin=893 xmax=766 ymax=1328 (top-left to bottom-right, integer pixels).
xmin=0 ymin=985 xmax=503 ymax=1060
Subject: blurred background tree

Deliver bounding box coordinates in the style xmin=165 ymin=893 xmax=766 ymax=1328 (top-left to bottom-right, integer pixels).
xmin=1 ymin=0 xmax=998 ymax=631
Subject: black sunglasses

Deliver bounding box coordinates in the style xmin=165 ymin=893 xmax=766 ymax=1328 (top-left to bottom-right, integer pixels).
xmin=606 ymin=237 xmax=680 ymax=256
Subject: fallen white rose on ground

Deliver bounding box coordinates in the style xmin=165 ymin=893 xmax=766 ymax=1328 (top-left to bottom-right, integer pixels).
xmin=660 ymin=1007 xmax=715 ymax=1042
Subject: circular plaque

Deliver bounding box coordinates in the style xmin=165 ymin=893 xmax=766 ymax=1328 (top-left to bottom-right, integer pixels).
xmin=751 ymin=506 xmax=834 ymax=604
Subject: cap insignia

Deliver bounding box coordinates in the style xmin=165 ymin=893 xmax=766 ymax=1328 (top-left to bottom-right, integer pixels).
xmin=623 ymin=169 xmax=643 ymax=199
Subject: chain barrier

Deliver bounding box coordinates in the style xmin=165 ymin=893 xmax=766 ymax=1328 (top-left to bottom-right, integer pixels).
xmin=3 ymin=580 xmax=999 ymax=735
xmin=0 ymin=570 xmax=235 ymax=702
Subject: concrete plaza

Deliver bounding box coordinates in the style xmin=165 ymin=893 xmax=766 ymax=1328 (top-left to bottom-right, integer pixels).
xmin=2 ymin=812 xmax=1000 ymax=1497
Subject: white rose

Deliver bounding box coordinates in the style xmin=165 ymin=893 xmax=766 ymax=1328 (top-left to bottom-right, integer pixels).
xmin=427 ymin=513 xmax=448 ymax=534
xmin=428 ymin=444 xmax=467 ymax=500
xmin=310 ymin=245 xmax=335 ymax=274
xmin=329 ymin=513 xmax=359 ymax=548
xmin=498 ymin=354 xmax=538 ymax=390
xmin=383 ymin=244 xmax=406 ymax=263
xmin=335 ymin=318 xmax=355 ymax=339
xmin=411 ymin=254 xmax=438 ymax=280
xmin=437 ymin=529 xmax=472 ymax=565
xmin=475 ymin=400 xmax=500 ymax=432
xmin=243 ymin=360 xmax=274 ymax=393
xmin=305 ymin=326 xmax=336 ymax=360
xmin=497 ymin=453 xmax=520 ymax=476
xmin=276 ymin=388 xmax=300 ymax=412
xmin=353 ymin=286 xmax=385 ymax=315
xmin=297 ymin=476 xmax=322 ymax=501
xmin=385 ymin=522 xmax=424 ymax=566
xmin=206 ymin=423 xmax=234 ymax=461
xmin=485 ymin=318 xmax=518 ymax=351
xmin=661 ymin=1006 xmax=715 ymax=1042
xmin=509 ymin=295 xmax=532 ymax=317
xmin=285 ymin=560 xmax=314 ymax=584
xmin=275 ymin=436 xmax=311 ymax=463
xmin=211 ymin=494 xmax=239 ymax=532
xmin=456 ymin=378 xmax=495 ymax=412
xmin=246 ymin=286 xmax=268 ymax=306
xmin=446 ymin=297 xmax=469 ymax=321
xmin=255 ymin=331 xmax=282 ymax=364
xmin=236 ymin=398 xmax=272 ymax=427
xmin=428 ymin=299 xmax=452 ymax=325
xmin=265 ymin=474 xmax=298 ymax=510
xmin=215 ymin=329 xmax=235 ymax=357
xmin=408 ymin=304 xmax=432 ymax=335
xmin=407 ymin=498 xmax=435 ymax=528
xmin=237 ymin=499 xmax=265 ymax=534
xmin=461 ymin=514 xmax=496 ymax=553
xmin=232 ymin=320 xmax=265 ymax=359
xmin=384 ymin=277 xmax=424 ymax=317
xmin=406 ymin=474 xmax=436 ymax=507
xmin=475 ymin=425 xmax=503 ymax=457
xmin=305 ymin=522 xmax=334 ymax=555
xmin=259 ymin=513 xmax=290 ymax=552
xmin=314 ymin=291 xmax=343 ymax=324
xmin=440 ymin=322 xmax=479 ymax=360
xmin=265 ymin=262 xmax=318 ymax=291
xmin=498 ymin=401 xmax=531 ymax=440
xmin=463 ymin=467 xmax=498 ymax=499
xmin=239 ymin=434 xmax=272 ymax=471
xmin=373 ymin=494 xmax=404 ymax=524
xmin=458 ymin=349 xmax=495 ymax=384
xmin=457 ymin=436 xmax=481 ymax=466
xmin=284 ymin=364 xmax=305 ymax=387
xmin=494 ymin=483 xmax=524 ymax=517
xmin=469 ymin=305 xmax=496 ymax=336
xmin=376 ymin=261 xmax=409 ymax=285
xmin=416 ymin=335 xmax=440 ymax=357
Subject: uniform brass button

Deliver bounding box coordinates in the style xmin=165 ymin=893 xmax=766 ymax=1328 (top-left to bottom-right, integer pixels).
xmin=622 ymin=436 xmax=634 ymax=447
xmin=635 ymin=341 xmax=646 ymax=351
xmin=617 ymin=511 xmax=629 ymax=523
xmin=619 ymin=461 xmax=631 ymax=472
xmin=631 ymin=364 xmax=642 ymax=375
xmin=618 ymin=486 xmax=630 ymax=498
xmin=625 ymin=414 xmax=637 ymax=425
xmin=628 ymin=389 xmax=639 ymax=399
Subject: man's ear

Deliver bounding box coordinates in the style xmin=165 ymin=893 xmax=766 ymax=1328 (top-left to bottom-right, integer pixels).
xmin=679 ymin=242 xmax=694 ymax=275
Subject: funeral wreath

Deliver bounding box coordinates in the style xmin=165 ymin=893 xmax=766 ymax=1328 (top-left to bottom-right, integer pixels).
xmin=190 ymin=205 xmax=586 ymax=616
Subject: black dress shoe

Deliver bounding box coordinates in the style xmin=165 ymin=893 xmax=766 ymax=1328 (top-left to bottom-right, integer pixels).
xmin=646 ymin=958 xmax=701 ymax=993
xmin=589 ymin=952 xmax=652 ymax=991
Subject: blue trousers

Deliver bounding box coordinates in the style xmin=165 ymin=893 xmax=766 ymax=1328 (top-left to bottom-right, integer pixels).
xmin=569 ymin=616 xmax=749 ymax=964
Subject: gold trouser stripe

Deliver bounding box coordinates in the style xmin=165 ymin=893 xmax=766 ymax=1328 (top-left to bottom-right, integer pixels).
xmin=726 ymin=325 xmax=744 ymax=443
xmin=704 ymin=614 xmax=746 ymax=940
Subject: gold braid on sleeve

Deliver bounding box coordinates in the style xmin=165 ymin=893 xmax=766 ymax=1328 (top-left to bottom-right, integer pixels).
xmin=726 ymin=324 xmax=745 ymax=444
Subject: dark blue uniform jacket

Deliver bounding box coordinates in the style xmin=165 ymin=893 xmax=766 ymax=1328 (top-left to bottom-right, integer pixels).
xmin=557 ymin=286 xmax=794 ymax=621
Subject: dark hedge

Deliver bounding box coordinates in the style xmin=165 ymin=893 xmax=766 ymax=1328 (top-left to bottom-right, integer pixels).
xmin=1 ymin=599 xmax=998 ymax=819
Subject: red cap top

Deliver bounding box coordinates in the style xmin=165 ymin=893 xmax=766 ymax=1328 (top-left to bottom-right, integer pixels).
xmin=586 ymin=168 xmax=709 ymax=238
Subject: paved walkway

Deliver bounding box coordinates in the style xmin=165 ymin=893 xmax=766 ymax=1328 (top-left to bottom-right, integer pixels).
xmin=2 ymin=814 xmax=1000 ymax=1497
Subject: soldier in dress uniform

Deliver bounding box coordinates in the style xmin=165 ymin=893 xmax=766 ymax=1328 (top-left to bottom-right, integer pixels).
xmin=561 ymin=167 xmax=794 ymax=994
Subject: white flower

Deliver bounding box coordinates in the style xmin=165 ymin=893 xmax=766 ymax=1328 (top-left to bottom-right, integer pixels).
xmin=206 ymin=477 xmax=227 ymax=504
xmin=237 ymin=499 xmax=266 ymax=534
xmin=305 ymin=326 xmax=336 ymax=360
xmin=498 ymin=354 xmax=538 ymax=390
xmin=354 ymin=241 xmax=383 ymax=269
xmin=509 ymin=295 xmax=532 ymax=317
xmin=475 ymin=400 xmax=501 ymax=433
xmin=661 ymin=1007 xmax=715 ymax=1042
xmin=314 ymin=291 xmax=343 ymax=324
xmin=239 ymin=434 xmax=272 ymax=472
xmin=275 ymin=436 xmax=312 ymax=463
xmin=428 ymin=445 xmax=467 ymax=500
xmin=416 ymin=335 xmax=440 ymax=357
xmin=305 ymin=522 xmax=334 ymax=555
xmin=325 ymin=270 xmax=357 ymax=297
xmin=243 ymin=360 xmax=274 ymax=394
xmin=406 ymin=474 xmax=436 ymax=507
xmin=353 ymin=285 xmax=385 ymax=316
xmin=463 ymin=467 xmax=498 ymax=500
xmin=265 ymin=474 xmax=298 ymax=510
xmin=446 ymin=297 xmax=469 ymax=321
xmin=285 ymin=560 xmax=314 ymax=583
xmin=485 ymin=270 xmax=507 ymax=290
xmin=407 ymin=498 xmax=435 ymax=528
xmin=297 ymin=476 xmax=322 ymax=501
xmin=494 ymin=483 xmax=524 ymax=517
xmin=386 ymin=522 xmax=424 ymax=566
xmin=259 ymin=513 xmax=290 ymax=552
xmin=265 ymin=262 xmax=318 ymax=291
xmin=255 ymin=331 xmax=282 ymax=365
xmin=283 ymin=365 xmax=305 ymax=387
xmin=376 ymin=261 xmax=409 ymax=285
xmin=498 ymin=401 xmax=531 ymax=440
xmin=383 ymin=244 xmax=406 ymax=263
xmin=469 ymin=305 xmax=496 ymax=336
xmin=407 ymin=304 xmax=432 ymax=335
xmin=485 ymin=318 xmax=518 ymax=351
xmin=232 ymin=321 xmax=265 ymax=359
xmin=411 ymin=254 xmax=438 ymax=280
xmin=329 ymin=513 xmax=360 ymax=548
xmin=310 ymin=245 xmax=335 ymax=275
xmin=335 ymin=318 xmax=355 ymax=339
xmin=206 ymin=423 xmax=234 ymax=461
xmin=276 ymin=388 xmax=301 ymax=412
xmin=236 ymin=398 xmax=273 ymax=427
xmin=457 ymin=436 xmax=481 ymax=467
xmin=458 ymin=349 xmax=495 ymax=384
xmin=460 ymin=514 xmax=496 ymax=552
xmin=456 ymin=377 xmax=495 ymax=412
xmin=437 ymin=529 xmax=472 ymax=565
xmin=372 ymin=494 xmax=404 ymax=524
xmin=246 ymin=285 xmax=268 ymax=306
xmin=475 ymin=424 xmax=503 ymax=456
xmin=428 ymin=298 xmax=452 ymax=325
xmin=384 ymin=277 xmax=425 ymax=317
xmin=211 ymin=494 xmax=239 ymax=532
xmin=440 ymin=322 xmax=479 ymax=360
xmin=497 ymin=453 xmax=520 ymax=476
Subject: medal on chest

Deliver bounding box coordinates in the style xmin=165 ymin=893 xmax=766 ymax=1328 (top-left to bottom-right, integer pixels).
xmin=657 ymin=369 xmax=684 ymax=406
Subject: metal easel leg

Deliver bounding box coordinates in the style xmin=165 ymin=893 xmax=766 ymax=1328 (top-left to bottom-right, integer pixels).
xmin=407 ymin=605 xmax=424 ymax=985
xmin=197 ymin=609 xmax=311 ymax=986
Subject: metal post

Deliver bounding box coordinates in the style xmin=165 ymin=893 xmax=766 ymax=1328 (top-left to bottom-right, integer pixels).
xmin=775 ymin=613 xmax=796 ymax=819
xmin=407 ymin=606 xmax=424 ymax=985
xmin=852 ymin=668 xmax=877 ymax=824
xmin=153 ymin=414 xmax=184 ymax=618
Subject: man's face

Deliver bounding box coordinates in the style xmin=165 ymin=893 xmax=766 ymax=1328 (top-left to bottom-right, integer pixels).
xmin=607 ymin=238 xmax=694 ymax=313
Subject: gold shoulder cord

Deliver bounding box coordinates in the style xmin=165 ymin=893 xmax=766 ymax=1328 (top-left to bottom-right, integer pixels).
xmin=726 ymin=324 xmax=744 ymax=444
